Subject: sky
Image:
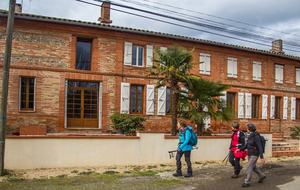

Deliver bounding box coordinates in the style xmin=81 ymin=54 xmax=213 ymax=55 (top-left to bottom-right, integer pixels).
xmin=0 ymin=0 xmax=300 ymax=56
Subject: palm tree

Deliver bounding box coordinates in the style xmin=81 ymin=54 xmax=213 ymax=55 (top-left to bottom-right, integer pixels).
xmin=147 ymin=45 xmax=200 ymax=136
xmin=180 ymin=78 xmax=235 ymax=136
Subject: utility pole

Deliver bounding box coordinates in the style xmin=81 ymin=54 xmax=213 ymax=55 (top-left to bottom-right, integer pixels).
xmin=0 ymin=0 xmax=16 ymax=176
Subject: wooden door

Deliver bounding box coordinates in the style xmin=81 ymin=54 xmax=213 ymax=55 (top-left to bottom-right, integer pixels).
xmin=67 ymin=81 xmax=98 ymax=128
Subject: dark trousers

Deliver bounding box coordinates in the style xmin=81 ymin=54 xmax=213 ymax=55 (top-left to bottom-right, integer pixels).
xmin=229 ymin=151 xmax=241 ymax=175
xmin=176 ymin=150 xmax=192 ymax=173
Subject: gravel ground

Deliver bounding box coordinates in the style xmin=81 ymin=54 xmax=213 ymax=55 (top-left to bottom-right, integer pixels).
xmin=1 ymin=155 xmax=300 ymax=182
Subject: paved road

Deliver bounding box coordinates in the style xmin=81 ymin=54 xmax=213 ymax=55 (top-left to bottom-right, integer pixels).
xmin=187 ymin=160 xmax=300 ymax=190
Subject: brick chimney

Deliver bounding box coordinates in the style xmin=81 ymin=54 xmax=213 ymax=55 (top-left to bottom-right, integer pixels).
xmin=98 ymin=1 xmax=112 ymax=24
xmin=271 ymin=39 xmax=285 ymax=54
xmin=15 ymin=3 xmax=22 ymax=13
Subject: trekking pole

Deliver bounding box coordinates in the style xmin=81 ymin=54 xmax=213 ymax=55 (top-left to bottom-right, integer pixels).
xmin=168 ymin=150 xmax=177 ymax=159
xmin=222 ymin=153 xmax=229 ymax=163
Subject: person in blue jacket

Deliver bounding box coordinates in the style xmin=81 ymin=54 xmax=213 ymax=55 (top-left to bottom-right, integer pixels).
xmin=173 ymin=119 xmax=194 ymax=177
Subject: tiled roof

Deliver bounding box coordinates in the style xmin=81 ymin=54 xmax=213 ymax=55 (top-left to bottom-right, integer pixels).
xmin=1 ymin=10 xmax=300 ymax=61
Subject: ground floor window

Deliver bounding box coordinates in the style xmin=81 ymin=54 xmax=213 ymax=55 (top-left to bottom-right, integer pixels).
xmin=296 ymin=98 xmax=300 ymax=119
xmin=227 ymin=92 xmax=235 ymax=110
xmin=275 ymin=97 xmax=281 ymax=118
xmin=20 ymin=77 xmax=35 ymax=111
xmin=252 ymin=95 xmax=259 ymax=118
xmin=130 ymin=85 xmax=143 ymax=114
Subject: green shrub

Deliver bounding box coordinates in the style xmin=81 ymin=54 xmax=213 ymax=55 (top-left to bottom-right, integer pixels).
xmin=289 ymin=126 xmax=300 ymax=139
xmin=109 ymin=112 xmax=146 ymax=134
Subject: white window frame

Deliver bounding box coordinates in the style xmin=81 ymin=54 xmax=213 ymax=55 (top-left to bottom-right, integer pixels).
xmin=253 ymin=61 xmax=262 ymax=81
xmin=227 ymin=57 xmax=238 ymax=78
xmin=132 ymin=45 xmax=144 ymax=67
xmin=275 ymin=64 xmax=284 ymax=84
xmin=199 ymin=53 xmax=211 ymax=75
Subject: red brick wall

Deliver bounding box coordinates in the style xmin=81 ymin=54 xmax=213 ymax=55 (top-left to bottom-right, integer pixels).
xmin=0 ymin=17 xmax=300 ymax=135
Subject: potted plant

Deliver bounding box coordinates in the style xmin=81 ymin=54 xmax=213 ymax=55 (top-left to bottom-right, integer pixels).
xmin=109 ymin=112 xmax=127 ymax=134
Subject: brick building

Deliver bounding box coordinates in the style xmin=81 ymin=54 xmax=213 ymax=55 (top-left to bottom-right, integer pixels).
xmin=1 ymin=3 xmax=300 ymax=135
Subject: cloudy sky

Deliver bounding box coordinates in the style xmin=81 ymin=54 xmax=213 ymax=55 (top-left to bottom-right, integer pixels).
xmin=1 ymin=0 xmax=300 ymax=56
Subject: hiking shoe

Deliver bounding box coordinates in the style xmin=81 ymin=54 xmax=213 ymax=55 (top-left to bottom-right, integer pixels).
xmin=184 ymin=173 xmax=193 ymax=177
xmin=173 ymin=172 xmax=182 ymax=177
xmin=242 ymin=183 xmax=250 ymax=187
xmin=231 ymin=174 xmax=238 ymax=178
xmin=258 ymin=176 xmax=266 ymax=183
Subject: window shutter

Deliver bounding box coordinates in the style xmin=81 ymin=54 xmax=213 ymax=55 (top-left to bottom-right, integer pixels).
xmin=296 ymin=68 xmax=300 ymax=86
xmin=270 ymin=95 xmax=275 ymax=119
xmin=124 ymin=42 xmax=132 ymax=66
xmin=157 ymin=86 xmax=166 ymax=115
xmin=220 ymin=91 xmax=227 ymax=106
xmin=262 ymin=94 xmax=268 ymax=119
xmin=205 ymin=54 xmax=211 ymax=75
xmin=275 ymin=65 xmax=283 ymax=84
xmin=120 ymin=82 xmax=130 ymax=113
xmin=146 ymin=85 xmax=155 ymax=115
xmin=199 ymin=54 xmax=205 ymax=74
xmin=228 ymin=58 xmax=237 ymax=78
xmin=291 ymin=97 xmax=296 ymax=120
xmin=283 ymin=96 xmax=288 ymax=120
xmin=204 ymin=116 xmax=210 ymax=129
xmin=253 ymin=61 xmax=262 ymax=81
xmin=238 ymin=92 xmax=244 ymax=118
xmin=146 ymin=45 xmax=153 ymax=67
xmin=245 ymin=93 xmax=252 ymax=119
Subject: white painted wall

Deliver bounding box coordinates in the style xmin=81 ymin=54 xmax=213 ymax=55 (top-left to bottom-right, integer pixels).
xmin=4 ymin=132 xmax=272 ymax=169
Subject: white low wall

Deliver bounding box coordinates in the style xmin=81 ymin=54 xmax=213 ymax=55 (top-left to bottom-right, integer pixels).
xmin=4 ymin=132 xmax=272 ymax=169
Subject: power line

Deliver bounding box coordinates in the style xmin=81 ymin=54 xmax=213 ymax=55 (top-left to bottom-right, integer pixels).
xmin=76 ymin=0 xmax=300 ymax=53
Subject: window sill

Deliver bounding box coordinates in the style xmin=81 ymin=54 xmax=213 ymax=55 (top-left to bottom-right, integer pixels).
xmin=19 ymin=110 xmax=35 ymax=113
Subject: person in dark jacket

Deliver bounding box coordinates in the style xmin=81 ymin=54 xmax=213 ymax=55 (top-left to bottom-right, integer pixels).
xmin=173 ymin=119 xmax=194 ymax=178
xmin=236 ymin=122 xmax=266 ymax=187
xmin=229 ymin=122 xmax=245 ymax=178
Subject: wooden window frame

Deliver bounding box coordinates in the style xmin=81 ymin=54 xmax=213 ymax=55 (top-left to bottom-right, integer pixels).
xmin=19 ymin=77 xmax=35 ymax=111
xmin=130 ymin=85 xmax=144 ymax=114
xmin=132 ymin=45 xmax=144 ymax=67
xmin=252 ymin=95 xmax=259 ymax=118
xmin=275 ymin=96 xmax=281 ymax=118
xmin=76 ymin=38 xmax=92 ymax=71
xmin=227 ymin=92 xmax=235 ymax=110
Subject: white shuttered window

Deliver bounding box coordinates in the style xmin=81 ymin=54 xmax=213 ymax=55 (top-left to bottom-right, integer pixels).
xmin=245 ymin=93 xmax=252 ymax=119
xmin=120 ymin=82 xmax=130 ymax=113
xmin=157 ymin=86 xmax=166 ymax=115
xmin=275 ymin=64 xmax=284 ymax=84
xmin=262 ymin=95 xmax=268 ymax=119
xmin=238 ymin=92 xmax=244 ymax=118
xmin=146 ymin=45 xmax=153 ymax=67
xmin=253 ymin=61 xmax=262 ymax=81
xmin=270 ymin=95 xmax=275 ymax=119
xmin=291 ymin=97 xmax=296 ymax=120
xmin=199 ymin=53 xmax=211 ymax=75
xmin=283 ymin=97 xmax=288 ymax=120
xmin=124 ymin=42 xmax=132 ymax=66
xmin=296 ymin=68 xmax=300 ymax=86
xmin=227 ymin=58 xmax=238 ymax=78
xmin=146 ymin=85 xmax=155 ymax=115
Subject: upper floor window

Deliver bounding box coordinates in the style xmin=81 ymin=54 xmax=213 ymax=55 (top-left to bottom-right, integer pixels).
xmin=252 ymin=61 xmax=262 ymax=81
xmin=252 ymin=95 xmax=259 ymax=118
xmin=132 ymin=46 xmax=144 ymax=67
xmin=227 ymin=58 xmax=237 ymax=78
xmin=76 ymin=38 xmax=92 ymax=70
xmin=275 ymin=64 xmax=283 ymax=84
xmin=130 ymin=85 xmax=144 ymax=114
xmin=296 ymin=68 xmax=300 ymax=86
xmin=199 ymin=53 xmax=211 ymax=75
xmin=20 ymin=77 xmax=35 ymax=111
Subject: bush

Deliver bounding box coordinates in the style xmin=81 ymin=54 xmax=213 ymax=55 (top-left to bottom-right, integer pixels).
xmin=289 ymin=126 xmax=300 ymax=139
xmin=109 ymin=113 xmax=146 ymax=134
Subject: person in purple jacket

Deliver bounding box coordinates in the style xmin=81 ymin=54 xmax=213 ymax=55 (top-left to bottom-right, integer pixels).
xmin=236 ymin=123 xmax=266 ymax=187
xmin=173 ymin=119 xmax=194 ymax=177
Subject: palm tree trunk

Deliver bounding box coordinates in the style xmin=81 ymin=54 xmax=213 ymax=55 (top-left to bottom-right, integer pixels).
xmin=196 ymin=103 xmax=203 ymax=136
xmin=171 ymin=79 xmax=179 ymax=136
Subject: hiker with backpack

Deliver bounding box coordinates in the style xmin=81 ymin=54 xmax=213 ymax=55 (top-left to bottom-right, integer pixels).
xmin=236 ymin=122 xmax=266 ymax=187
xmin=229 ymin=122 xmax=247 ymax=178
xmin=173 ymin=119 xmax=195 ymax=178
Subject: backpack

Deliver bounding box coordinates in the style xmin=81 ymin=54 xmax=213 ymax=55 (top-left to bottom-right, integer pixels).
xmin=255 ymin=132 xmax=267 ymax=153
xmin=237 ymin=130 xmax=247 ymax=145
xmin=184 ymin=127 xmax=198 ymax=146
